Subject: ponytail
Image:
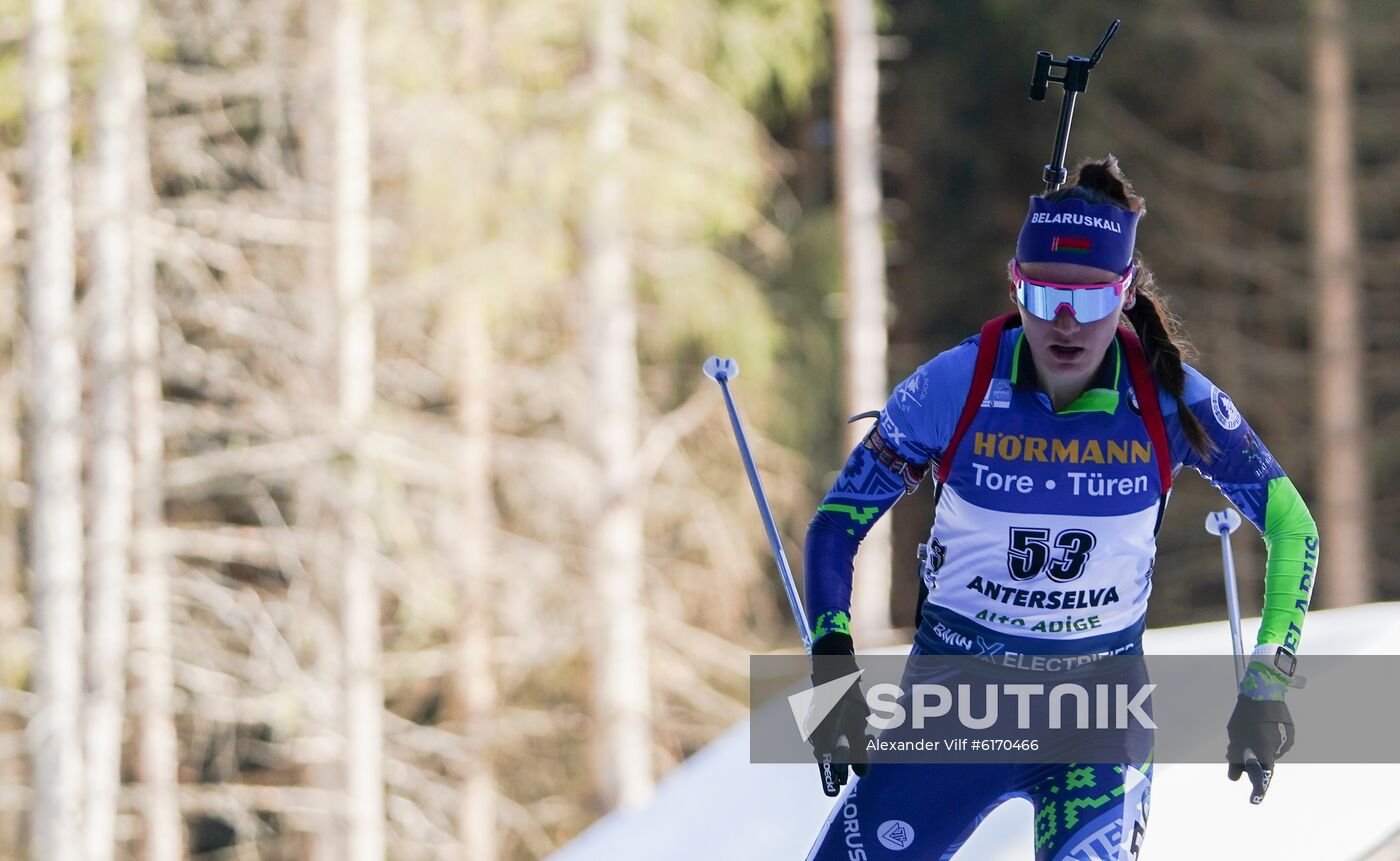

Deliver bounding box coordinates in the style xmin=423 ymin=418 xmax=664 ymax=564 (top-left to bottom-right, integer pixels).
xmin=1048 ymin=156 xmax=1217 ymax=461
xmin=1124 ymin=262 xmax=1216 ymax=460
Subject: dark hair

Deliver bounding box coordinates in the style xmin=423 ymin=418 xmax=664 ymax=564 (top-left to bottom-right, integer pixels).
xmin=1045 ymin=156 xmax=1216 ymax=460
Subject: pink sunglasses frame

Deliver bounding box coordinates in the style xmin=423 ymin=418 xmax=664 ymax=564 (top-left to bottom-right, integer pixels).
xmin=1011 ymin=260 xmax=1134 ymax=293
xmin=1011 ymin=261 xmax=1136 ymax=322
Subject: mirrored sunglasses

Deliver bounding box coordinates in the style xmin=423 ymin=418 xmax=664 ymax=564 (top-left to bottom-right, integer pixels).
xmin=1013 ymin=261 xmax=1134 ymax=324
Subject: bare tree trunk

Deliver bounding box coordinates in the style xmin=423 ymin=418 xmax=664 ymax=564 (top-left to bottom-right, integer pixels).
xmin=834 ymin=0 xmax=892 ymax=637
xmin=0 ymin=156 xmax=26 ymax=861
xmin=446 ymin=295 xmax=499 ymax=859
xmin=24 ymin=0 xmax=86 ymax=856
xmin=1309 ymin=0 xmax=1370 ymax=607
xmin=333 ymin=0 xmax=385 ymax=855
xmin=583 ymin=0 xmax=653 ymax=812
xmin=298 ymin=0 xmax=345 ymax=855
xmin=445 ymin=5 xmax=500 ymax=851
xmin=84 ymin=0 xmax=141 ymax=855
xmin=128 ymin=15 xmax=182 ymax=860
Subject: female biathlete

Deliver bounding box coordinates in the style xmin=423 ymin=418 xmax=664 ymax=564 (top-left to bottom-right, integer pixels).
xmin=801 ymin=157 xmax=1319 ymax=861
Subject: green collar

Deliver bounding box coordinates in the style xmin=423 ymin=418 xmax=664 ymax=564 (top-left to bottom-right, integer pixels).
xmin=1010 ymin=331 xmax=1122 ymax=415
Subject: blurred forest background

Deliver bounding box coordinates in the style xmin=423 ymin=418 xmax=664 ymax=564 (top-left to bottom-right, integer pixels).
xmin=0 ymin=0 xmax=1396 ymax=858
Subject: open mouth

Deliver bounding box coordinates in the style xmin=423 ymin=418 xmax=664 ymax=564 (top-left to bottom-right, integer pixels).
xmin=1048 ymin=344 xmax=1084 ymax=360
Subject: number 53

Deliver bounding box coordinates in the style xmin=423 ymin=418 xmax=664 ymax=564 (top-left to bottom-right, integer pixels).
xmin=1006 ymin=527 xmax=1096 ymax=582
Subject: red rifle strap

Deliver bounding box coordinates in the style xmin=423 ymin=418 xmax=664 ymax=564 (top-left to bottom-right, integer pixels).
xmin=1117 ymin=324 xmax=1173 ymax=494
xmin=935 ymin=312 xmax=1019 ymax=484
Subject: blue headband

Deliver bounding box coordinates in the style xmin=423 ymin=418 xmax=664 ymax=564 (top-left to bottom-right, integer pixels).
xmin=1015 ymin=195 xmax=1141 ymax=274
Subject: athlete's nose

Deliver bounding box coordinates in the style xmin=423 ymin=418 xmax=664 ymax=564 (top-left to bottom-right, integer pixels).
xmin=1052 ymin=306 xmax=1080 ymax=334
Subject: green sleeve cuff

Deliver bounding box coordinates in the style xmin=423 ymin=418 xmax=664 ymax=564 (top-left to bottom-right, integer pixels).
xmin=1240 ymin=658 xmax=1289 ymax=701
xmin=812 ymin=609 xmax=851 ymax=641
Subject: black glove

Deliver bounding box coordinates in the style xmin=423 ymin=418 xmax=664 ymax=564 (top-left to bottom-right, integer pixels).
xmin=809 ymin=633 xmax=870 ymax=797
xmin=1226 ymin=695 xmax=1294 ymax=804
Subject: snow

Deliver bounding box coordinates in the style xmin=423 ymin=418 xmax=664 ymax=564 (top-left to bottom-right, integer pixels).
xmin=548 ymin=603 xmax=1400 ymax=861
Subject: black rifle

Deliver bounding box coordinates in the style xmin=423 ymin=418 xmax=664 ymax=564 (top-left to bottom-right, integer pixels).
xmin=1029 ymin=20 xmax=1121 ymax=193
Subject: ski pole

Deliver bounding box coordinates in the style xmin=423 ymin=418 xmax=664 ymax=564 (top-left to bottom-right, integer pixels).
xmin=705 ymin=358 xmax=861 ymax=795
xmin=703 ymin=356 xmax=814 ymax=653
xmin=1206 ymin=508 xmax=1268 ymax=799
xmin=1206 ymin=509 xmax=1248 ymax=685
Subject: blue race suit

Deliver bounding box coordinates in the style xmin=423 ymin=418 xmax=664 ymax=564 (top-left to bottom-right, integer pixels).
xmin=803 ymin=325 xmax=1318 ymax=860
